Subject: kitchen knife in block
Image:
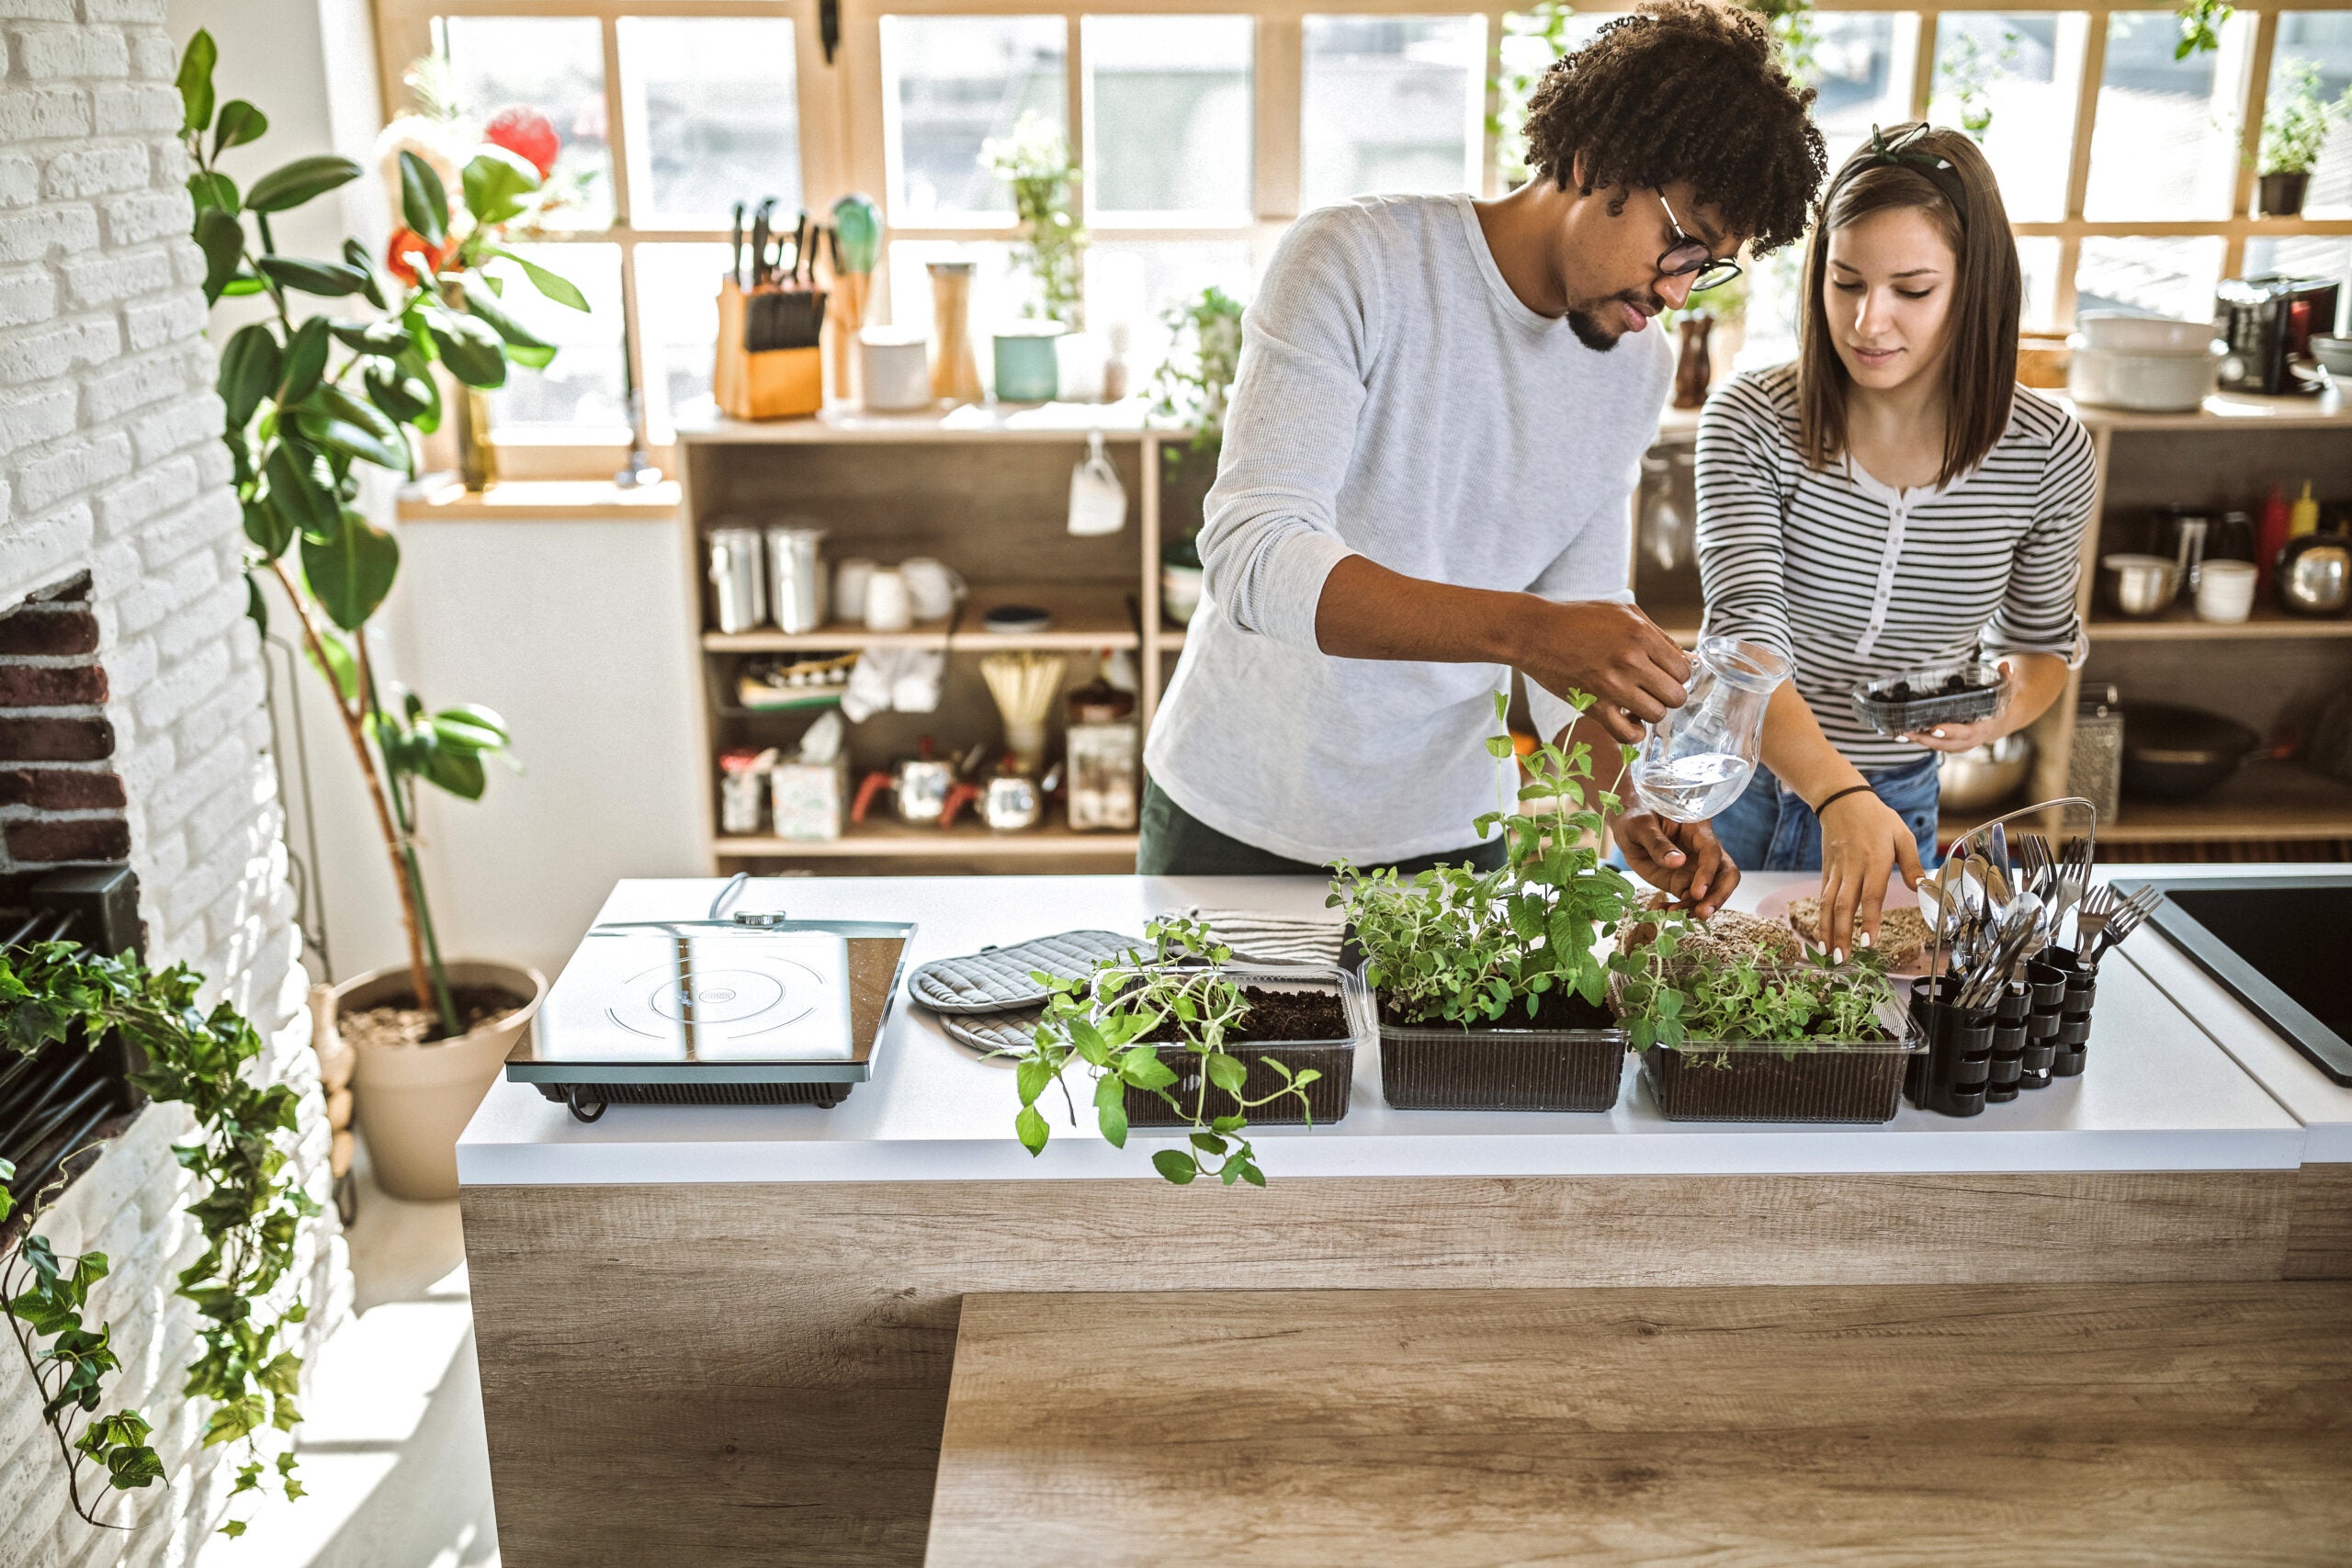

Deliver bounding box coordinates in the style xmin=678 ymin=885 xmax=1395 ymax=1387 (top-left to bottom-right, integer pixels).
xmin=715 ymin=277 xmax=821 ymax=420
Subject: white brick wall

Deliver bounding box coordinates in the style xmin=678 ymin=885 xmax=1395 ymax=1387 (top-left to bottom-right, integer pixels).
xmin=0 ymin=4 xmax=345 ymax=1563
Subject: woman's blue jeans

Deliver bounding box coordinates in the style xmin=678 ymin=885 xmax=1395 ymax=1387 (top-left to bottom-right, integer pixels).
xmin=1710 ymin=753 xmax=1942 ymax=874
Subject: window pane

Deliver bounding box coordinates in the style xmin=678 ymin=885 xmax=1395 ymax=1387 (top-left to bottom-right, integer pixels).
xmin=619 ymin=17 xmax=799 ymax=227
xmin=1734 ymin=244 xmax=1805 ymax=374
xmin=636 ymin=243 xmax=731 ymax=440
xmin=2267 ymin=15 xmax=2352 ymax=219
xmin=482 ymin=243 xmax=626 ymax=434
xmin=2075 ymin=235 xmax=2224 ymax=321
xmin=1809 ymin=14 xmax=1920 ymax=172
xmin=1928 ymin=14 xmax=2086 ymax=221
xmin=2018 ymin=234 xmax=2063 ymax=331
xmin=438 ymin=17 xmax=613 ymax=230
xmin=884 ymin=240 xmax=1020 ymax=389
xmin=1497 ymin=12 xmax=1623 ymax=186
xmin=883 ymin=17 xmax=1067 ymax=222
xmin=2083 ymin=9 xmax=2248 ymax=220
xmin=1302 ymin=17 xmax=1482 ymax=209
xmin=1089 ymin=241 xmax=1256 ymax=375
xmin=1085 ymin=15 xmax=1253 ymax=220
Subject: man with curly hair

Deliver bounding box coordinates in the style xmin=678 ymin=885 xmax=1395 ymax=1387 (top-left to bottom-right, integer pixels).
xmin=1143 ymin=0 xmax=1825 ymax=900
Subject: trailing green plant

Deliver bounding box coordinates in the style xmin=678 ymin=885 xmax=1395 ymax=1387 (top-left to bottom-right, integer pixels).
xmin=179 ymin=29 xmax=571 ymax=1037
xmin=1148 ymin=285 xmax=1245 ymax=479
xmin=1332 ymin=690 xmax=1654 ymax=1026
xmin=2174 ymin=0 xmax=2232 ymax=59
xmin=1003 ymin=919 xmax=1320 ymax=1187
xmin=0 ymin=943 xmax=319 ymax=1536
xmin=2259 ymin=57 xmax=2350 ymax=176
xmin=980 ymin=113 xmax=1085 ymax=326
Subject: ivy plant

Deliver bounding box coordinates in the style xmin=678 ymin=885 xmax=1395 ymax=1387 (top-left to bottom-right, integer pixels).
xmin=1331 ymin=689 xmax=1654 ymax=1027
xmin=1148 ymin=285 xmax=1245 ymax=472
xmin=181 ymin=28 xmax=564 ymax=1038
xmin=1004 ymin=919 xmax=1319 ymax=1187
xmin=0 ymin=942 xmax=318 ymax=1536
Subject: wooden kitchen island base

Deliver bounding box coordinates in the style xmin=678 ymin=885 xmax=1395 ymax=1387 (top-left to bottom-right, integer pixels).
xmin=927 ymin=1282 xmax=2352 ymax=1567
xmin=460 ymin=1168 xmax=2300 ymax=1568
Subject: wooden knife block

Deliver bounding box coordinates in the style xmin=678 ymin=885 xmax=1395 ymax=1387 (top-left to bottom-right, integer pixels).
xmin=715 ymin=279 xmax=822 ymax=421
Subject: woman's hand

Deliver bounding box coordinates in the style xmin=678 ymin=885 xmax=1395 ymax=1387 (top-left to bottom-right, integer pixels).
xmin=1614 ymin=812 xmax=1741 ymax=918
xmin=1817 ymin=791 xmax=1925 ymax=962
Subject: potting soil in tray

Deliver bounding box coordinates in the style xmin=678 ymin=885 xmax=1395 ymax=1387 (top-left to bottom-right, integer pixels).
xmin=1376 ymin=988 xmax=1627 ymax=1112
xmin=1640 ymin=1038 xmax=1910 ymax=1123
xmin=1125 ymin=986 xmax=1353 ymax=1126
xmin=340 ymin=987 xmax=529 ymax=1050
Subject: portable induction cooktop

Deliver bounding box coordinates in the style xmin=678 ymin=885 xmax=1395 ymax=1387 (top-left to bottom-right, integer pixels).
xmin=506 ymin=874 xmax=914 ymax=1122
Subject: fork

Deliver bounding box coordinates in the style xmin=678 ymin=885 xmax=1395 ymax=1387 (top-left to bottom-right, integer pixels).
xmin=2082 ymin=886 xmax=2163 ymax=967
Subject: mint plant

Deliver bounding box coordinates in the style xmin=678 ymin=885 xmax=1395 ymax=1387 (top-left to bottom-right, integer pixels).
xmin=1332 ymin=689 xmax=1660 ymax=1027
xmin=1007 ymin=919 xmax=1320 ymax=1187
xmin=1616 ymin=939 xmax=1897 ymax=1057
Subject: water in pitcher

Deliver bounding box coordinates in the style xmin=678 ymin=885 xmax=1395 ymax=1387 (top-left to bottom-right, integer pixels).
xmin=1633 ymin=750 xmax=1755 ymax=821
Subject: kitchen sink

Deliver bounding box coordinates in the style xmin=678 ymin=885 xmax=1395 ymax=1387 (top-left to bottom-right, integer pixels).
xmin=2125 ymin=875 xmax=2352 ymax=1085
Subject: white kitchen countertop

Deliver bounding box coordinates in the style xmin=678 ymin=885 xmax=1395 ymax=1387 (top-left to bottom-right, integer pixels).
xmin=456 ymin=868 xmax=2320 ymax=1186
xmin=2106 ymin=863 xmax=2352 ymax=1165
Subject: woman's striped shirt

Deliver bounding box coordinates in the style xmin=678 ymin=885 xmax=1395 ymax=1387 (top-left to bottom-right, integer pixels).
xmin=1694 ymin=364 xmax=2097 ymax=770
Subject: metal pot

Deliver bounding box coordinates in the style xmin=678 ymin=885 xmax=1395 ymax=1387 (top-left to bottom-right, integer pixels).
xmin=1938 ymin=732 xmax=2033 ymax=812
xmin=2122 ymin=703 xmax=2259 ymax=801
xmin=2278 ymin=533 xmax=2351 ymax=616
xmin=2102 ymin=553 xmax=2180 ymax=617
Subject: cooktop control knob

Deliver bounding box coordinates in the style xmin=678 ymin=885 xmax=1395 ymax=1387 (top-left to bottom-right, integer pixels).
xmin=732 ymin=910 xmax=788 ymax=928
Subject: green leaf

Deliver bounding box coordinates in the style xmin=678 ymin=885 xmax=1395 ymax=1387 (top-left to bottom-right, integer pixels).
xmin=175 ymin=28 xmax=216 ymax=138
xmin=460 ymin=284 xmax=555 ymax=368
xmin=1238 ymin=1161 xmax=1266 ymax=1188
xmin=263 ymin=443 xmax=335 ymax=537
xmin=196 ymin=208 xmax=243 ymax=305
xmin=1189 ymin=1131 xmax=1227 ymax=1155
xmin=220 ymin=274 xmax=266 ymax=298
xmin=220 ymin=1520 xmax=247 ymax=1540
xmin=427 ymin=312 xmax=508 ymax=389
xmin=243 ymin=498 xmax=291 ymax=558
xmin=187 ymin=169 xmax=237 ymax=215
xmin=277 ymin=315 xmax=331 ymax=405
xmin=255 ymin=255 xmax=368 ymax=298
xmin=332 ymin=319 xmax=412 ymax=359
xmin=246 ymin=155 xmax=361 ymax=214
xmin=309 ymin=628 xmax=359 ymax=702
xmin=1014 ymin=1055 xmax=1053 ymax=1107
xmin=399 ymin=151 xmax=448 ymax=246
xmin=300 ymin=508 xmax=399 ymax=631
xmin=1013 ymin=1103 xmax=1049 ymax=1155
xmin=1204 ymin=1053 xmax=1247 ymax=1094
xmin=213 ymin=99 xmax=267 ymax=155
xmin=1091 ymin=1074 xmax=1127 ymax=1147
xmin=1150 ymin=1150 xmax=1198 ymax=1185
xmin=341 ymin=240 xmax=390 ymax=310
xmin=461 ymin=147 xmax=541 ymax=227
xmin=217 ymin=322 xmax=280 ymax=431
xmin=489 ymin=246 xmax=590 ymax=311
xmin=1117 ymin=1047 xmax=1177 ymax=1091
xmin=364 ymin=362 xmax=435 ymax=428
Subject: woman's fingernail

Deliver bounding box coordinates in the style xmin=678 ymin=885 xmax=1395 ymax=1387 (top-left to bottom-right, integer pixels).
xmin=1859 ymin=931 xmax=1873 ymax=948
xmin=1833 ymin=947 xmax=1846 ymax=964
xmin=1931 ymin=728 xmax=1946 ymax=739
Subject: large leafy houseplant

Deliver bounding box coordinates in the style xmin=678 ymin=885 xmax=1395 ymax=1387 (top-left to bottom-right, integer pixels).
xmin=178 ymin=30 xmax=584 ymax=1035
xmin=1 ymin=945 xmax=319 ymax=1536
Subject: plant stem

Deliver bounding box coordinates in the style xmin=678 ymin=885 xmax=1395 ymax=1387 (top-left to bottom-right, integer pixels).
xmin=267 ymin=558 xmax=437 ymax=1017
xmin=356 ymin=637 xmax=461 ymax=1037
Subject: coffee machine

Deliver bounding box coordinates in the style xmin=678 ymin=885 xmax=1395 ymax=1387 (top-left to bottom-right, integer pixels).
xmin=2216 ymin=276 xmax=2342 ymax=396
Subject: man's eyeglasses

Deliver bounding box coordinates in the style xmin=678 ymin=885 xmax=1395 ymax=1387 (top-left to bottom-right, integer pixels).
xmin=1656 ymin=190 xmax=1741 ymax=293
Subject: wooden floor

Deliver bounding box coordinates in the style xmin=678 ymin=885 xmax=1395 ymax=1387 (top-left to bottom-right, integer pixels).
xmin=928 ymin=1282 xmax=2352 ymax=1567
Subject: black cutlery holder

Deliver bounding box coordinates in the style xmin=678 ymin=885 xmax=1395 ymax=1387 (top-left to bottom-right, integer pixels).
xmin=1909 ymin=976 xmax=1994 ymax=1118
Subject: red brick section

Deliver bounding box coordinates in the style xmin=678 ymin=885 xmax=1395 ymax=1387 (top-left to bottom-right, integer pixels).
xmin=0 ymin=716 xmax=115 ymax=762
xmin=0 ymin=665 xmax=107 ymax=705
xmin=6 ymin=818 xmax=131 ymax=864
xmin=0 ymin=608 xmax=99 ymax=658
xmin=0 ymin=771 xmax=126 ymax=810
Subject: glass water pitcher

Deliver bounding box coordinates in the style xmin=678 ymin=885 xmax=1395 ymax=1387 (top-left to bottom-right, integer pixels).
xmin=1632 ymin=636 xmax=1793 ymax=823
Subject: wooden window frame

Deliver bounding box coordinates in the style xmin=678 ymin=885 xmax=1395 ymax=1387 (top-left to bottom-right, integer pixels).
xmin=375 ymin=0 xmax=2352 ymax=478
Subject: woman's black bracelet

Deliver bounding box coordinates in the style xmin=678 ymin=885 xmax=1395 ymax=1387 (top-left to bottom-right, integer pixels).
xmin=1814 ymin=783 xmax=1877 ymax=818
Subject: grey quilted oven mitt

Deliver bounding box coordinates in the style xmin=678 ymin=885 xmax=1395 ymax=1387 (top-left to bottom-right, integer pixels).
xmin=905 ymin=930 xmax=1141 ymax=1015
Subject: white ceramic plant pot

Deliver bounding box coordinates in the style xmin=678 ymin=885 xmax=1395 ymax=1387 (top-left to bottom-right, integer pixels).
xmin=334 ymin=959 xmax=547 ymax=1201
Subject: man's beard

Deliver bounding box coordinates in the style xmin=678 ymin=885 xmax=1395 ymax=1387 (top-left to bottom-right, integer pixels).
xmin=1566 ymin=288 xmax=1667 ymax=352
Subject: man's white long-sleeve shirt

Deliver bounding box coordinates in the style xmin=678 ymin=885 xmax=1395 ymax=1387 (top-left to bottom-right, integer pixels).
xmin=1145 ymin=194 xmax=1675 ymax=863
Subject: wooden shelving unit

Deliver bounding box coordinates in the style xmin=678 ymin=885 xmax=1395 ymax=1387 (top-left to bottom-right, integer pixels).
xmin=676 ymin=401 xmax=1189 ymax=874
xmin=2086 ymin=603 xmax=2352 ymax=641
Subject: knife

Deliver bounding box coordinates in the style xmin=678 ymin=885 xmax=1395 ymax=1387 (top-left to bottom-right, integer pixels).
xmin=791 ymin=213 xmax=808 ymax=288
xmin=729 ymin=201 xmax=745 ymax=288
xmin=751 ymin=198 xmax=777 ymax=288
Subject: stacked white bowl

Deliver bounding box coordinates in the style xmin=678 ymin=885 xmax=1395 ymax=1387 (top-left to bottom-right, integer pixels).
xmin=2067 ymin=311 xmax=2222 ymax=412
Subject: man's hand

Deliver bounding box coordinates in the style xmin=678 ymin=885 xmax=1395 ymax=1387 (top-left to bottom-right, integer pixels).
xmin=1516 ymin=601 xmax=1692 ymax=745
xmin=1614 ymin=812 xmax=1740 ymax=918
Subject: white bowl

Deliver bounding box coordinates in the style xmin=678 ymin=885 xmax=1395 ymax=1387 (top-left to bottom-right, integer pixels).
xmin=2067 ymin=339 xmax=2221 ymax=412
xmin=2075 ymin=311 xmax=2220 ymax=354
xmin=2312 ymin=334 xmax=2352 ymax=377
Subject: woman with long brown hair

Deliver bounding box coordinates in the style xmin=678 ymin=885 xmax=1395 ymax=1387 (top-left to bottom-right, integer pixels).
xmin=1695 ymin=123 xmax=2097 ymax=960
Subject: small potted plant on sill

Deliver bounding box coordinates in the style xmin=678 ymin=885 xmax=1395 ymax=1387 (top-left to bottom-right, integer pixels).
xmin=1329 ymin=691 xmax=1647 ymax=1112
xmin=2256 ymin=57 xmax=2350 ymax=218
xmin=1611 ymin=933 xmax=1919 ymax=1123
xmin=1149 ymin=286 xmax=1244 ymax=622
xmin=181 ymin=32 xmax=588 ymax=1200
xmin=1004 ymin=919 xmax=1367 ymax=1186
